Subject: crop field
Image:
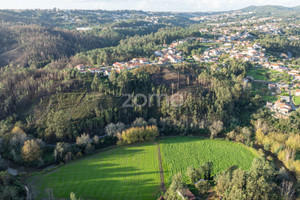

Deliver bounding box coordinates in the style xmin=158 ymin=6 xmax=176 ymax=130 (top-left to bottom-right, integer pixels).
xmin=28 ymin=143 xmax=161 ymax=200
xmin=27 ymin=137 xmax=257 ymax=199
xmin=160 ymin=137 xmax=257 ymax=184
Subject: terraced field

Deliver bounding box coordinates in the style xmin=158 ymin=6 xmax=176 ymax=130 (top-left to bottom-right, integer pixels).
xmin=27 ymin=137 xmax=257 ymax=199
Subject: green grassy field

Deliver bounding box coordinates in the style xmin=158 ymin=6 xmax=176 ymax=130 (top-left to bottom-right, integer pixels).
xmin=247 ymin=68 xmax=269 ymax=80
xmin=247 ymin=68 xmax=292 ymax=83
xmin=293 ymin=96 xmax=300 ymax=106
xmin=251 ymin=82 xmax=277 ymax=102
xmin=160 ymin=137 xmax=257 ymax=184
xmin=27 ymin=137 xmax=257 ymax=199
xmin=28 ymin=143 xmax=161 ymax=200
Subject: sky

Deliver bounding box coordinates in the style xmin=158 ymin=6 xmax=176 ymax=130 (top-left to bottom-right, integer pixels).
xmin=0 ymin=0 xmax=299 ymax=12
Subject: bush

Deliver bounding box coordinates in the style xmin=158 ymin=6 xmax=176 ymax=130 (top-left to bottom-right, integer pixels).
xmin=76 ymin=133 xmax=90 ymax=147
xmin=264 ymin=143 xmax=270 ymax=151
xmin=131 ymin=117 xmax=147 ymax=127
xmin=118 ymin=125 xmax=159 ymax=145
xmin=195 ymin=180 xmax=209 ymax=196
xmin=105 ymin=122 xmax=125 ymax=137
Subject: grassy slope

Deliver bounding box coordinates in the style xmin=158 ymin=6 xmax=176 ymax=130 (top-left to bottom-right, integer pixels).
xmin=28 ymin=143 xmax=160 ymax=200
xmin=27 ymin=137 xmax=257 ymax=199
xmin=251 ymin=82 xmax=277 ymax=102
xmin=247 ymin=68 xmax=269 ymax=80
xmin=160 ymin=137 xmax=257 ymax=184
xmin=293 ymin=96 xmax=300 ymax=106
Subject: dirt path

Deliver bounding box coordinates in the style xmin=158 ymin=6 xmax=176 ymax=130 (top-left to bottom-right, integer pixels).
xmin=156 ymin=142 xmax=166 ymax=192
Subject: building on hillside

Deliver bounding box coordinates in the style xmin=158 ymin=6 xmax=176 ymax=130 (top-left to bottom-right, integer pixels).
xmin=103 ymin=69 xmax=111 ymax=77
xmin=154 ymin=50 xmax=163 ymax=57
xmin=177 ymin=189 xmax=197 ymax=200
xmin=287 ymin=70 xmax=299 ymax=76
xmin=268 ymin=83 xmax=277 ymax=90
xmin=274 ymin=100 xmax=292 ymax=116
xmin=113 ymin=62 xmax=125 ymax=68
xmin=131 ymin=58 xmax=150 ymax=64
xmin=75 ymin=64 xmax=87 ymax=70
xmin=280 ymin=96 xmax=290 ymax=103
xmin=294 ymin=83 xmax=300 ymax=89
xmin=158 ymin=58 xmax=169 ymax=65
xmin=270 ymin=63 xmax=281 ymax=70
xmin=277 ymin=83 xmax=289 ymax=91
xmin=295 ymin=89 xmax=300 ymax=96
xmin=87 ymin=68 xmax=100 ymax=73
xmin=168 ymin=55 xmax=183 ymax=63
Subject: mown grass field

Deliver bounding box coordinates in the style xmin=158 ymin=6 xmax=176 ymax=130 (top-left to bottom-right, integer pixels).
xmin=160 ymin=137 xmax=257 ymax=184
xmin=28 ymin=143 xmax=161 ymax=200
xmin=28 ymin=137 xmax=257 ymax=199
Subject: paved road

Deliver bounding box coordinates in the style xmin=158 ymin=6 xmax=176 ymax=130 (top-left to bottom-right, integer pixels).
xmin=253 ymin=79 xmax=271 ymax=84
xmin=289 ymin=82 xmax=299 ymax=111
xmin=287 ymin=51 xmax=292 ymax=59
xmin=25 ymin=186 xmax=32 ymax=200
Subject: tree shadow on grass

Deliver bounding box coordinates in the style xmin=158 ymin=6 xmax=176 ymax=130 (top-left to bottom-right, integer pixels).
xmin=31 ymin=145 xmax=161 ymax=200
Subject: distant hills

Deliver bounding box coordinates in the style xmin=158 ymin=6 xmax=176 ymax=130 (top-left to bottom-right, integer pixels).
xmin=237 ymin=5 xmax=300 ymax=15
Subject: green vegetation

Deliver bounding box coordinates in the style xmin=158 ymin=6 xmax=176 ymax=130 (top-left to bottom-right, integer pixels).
xmin=247 ymin=68 xmax=269 ymax=80
xmin=293 ymin=96 xmax=300 ymax=106
xmin=251 ymin=82 xmax=277 ymax=102
xmin=0 ymin=7 xmax=300 ymax=200
xmin=160 ymin=137 xmax=257 ymax=184
xmin=247 ymin=68 xmax=292 ymax=83
xmin=27 ymin=137 xmax=258 ymax=199
xmin=28 ymin=143 xmax=161 ymax=200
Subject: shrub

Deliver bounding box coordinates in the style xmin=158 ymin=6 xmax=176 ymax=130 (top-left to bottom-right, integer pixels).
xmin=195 ymin=180 xmax=209 ymax=196
xmin=21 ymin=140 xmax=42 ymax=162
xmin=118 ymin=125 xmax=159 ymax=145
xmin=264 ymin=143 xmax=270 ymax=151
xmin=76 ymin=133 xmax=90 ymax=147
xmin=105 ymin=122 xmax=125 ymax=137
xmin=131 ymin=117 xmax=147 ymax=127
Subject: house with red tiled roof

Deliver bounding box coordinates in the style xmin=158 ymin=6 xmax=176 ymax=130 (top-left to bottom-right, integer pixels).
xmin=177 ymin=189 xmax=196 ymax=200
xmin=268 ymin=83 xmax=276 ymax=90
xmin=113 ymin=62 xmax=125 ymax=67
xmin=274 ymin=100 xmax=292 ymax=115
xmin=158 ymin=58 xmax=169 ymax=65
xmin=168 ymin=55 xmax=183 ymax=63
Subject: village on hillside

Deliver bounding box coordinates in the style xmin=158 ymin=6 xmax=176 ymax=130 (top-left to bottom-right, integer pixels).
xmin=75 ymin=20 xmax=300 ymax=119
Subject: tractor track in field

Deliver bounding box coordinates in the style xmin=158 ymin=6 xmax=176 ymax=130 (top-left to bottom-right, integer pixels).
xmin=156 ymin=142 xmax=166 ymax=192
